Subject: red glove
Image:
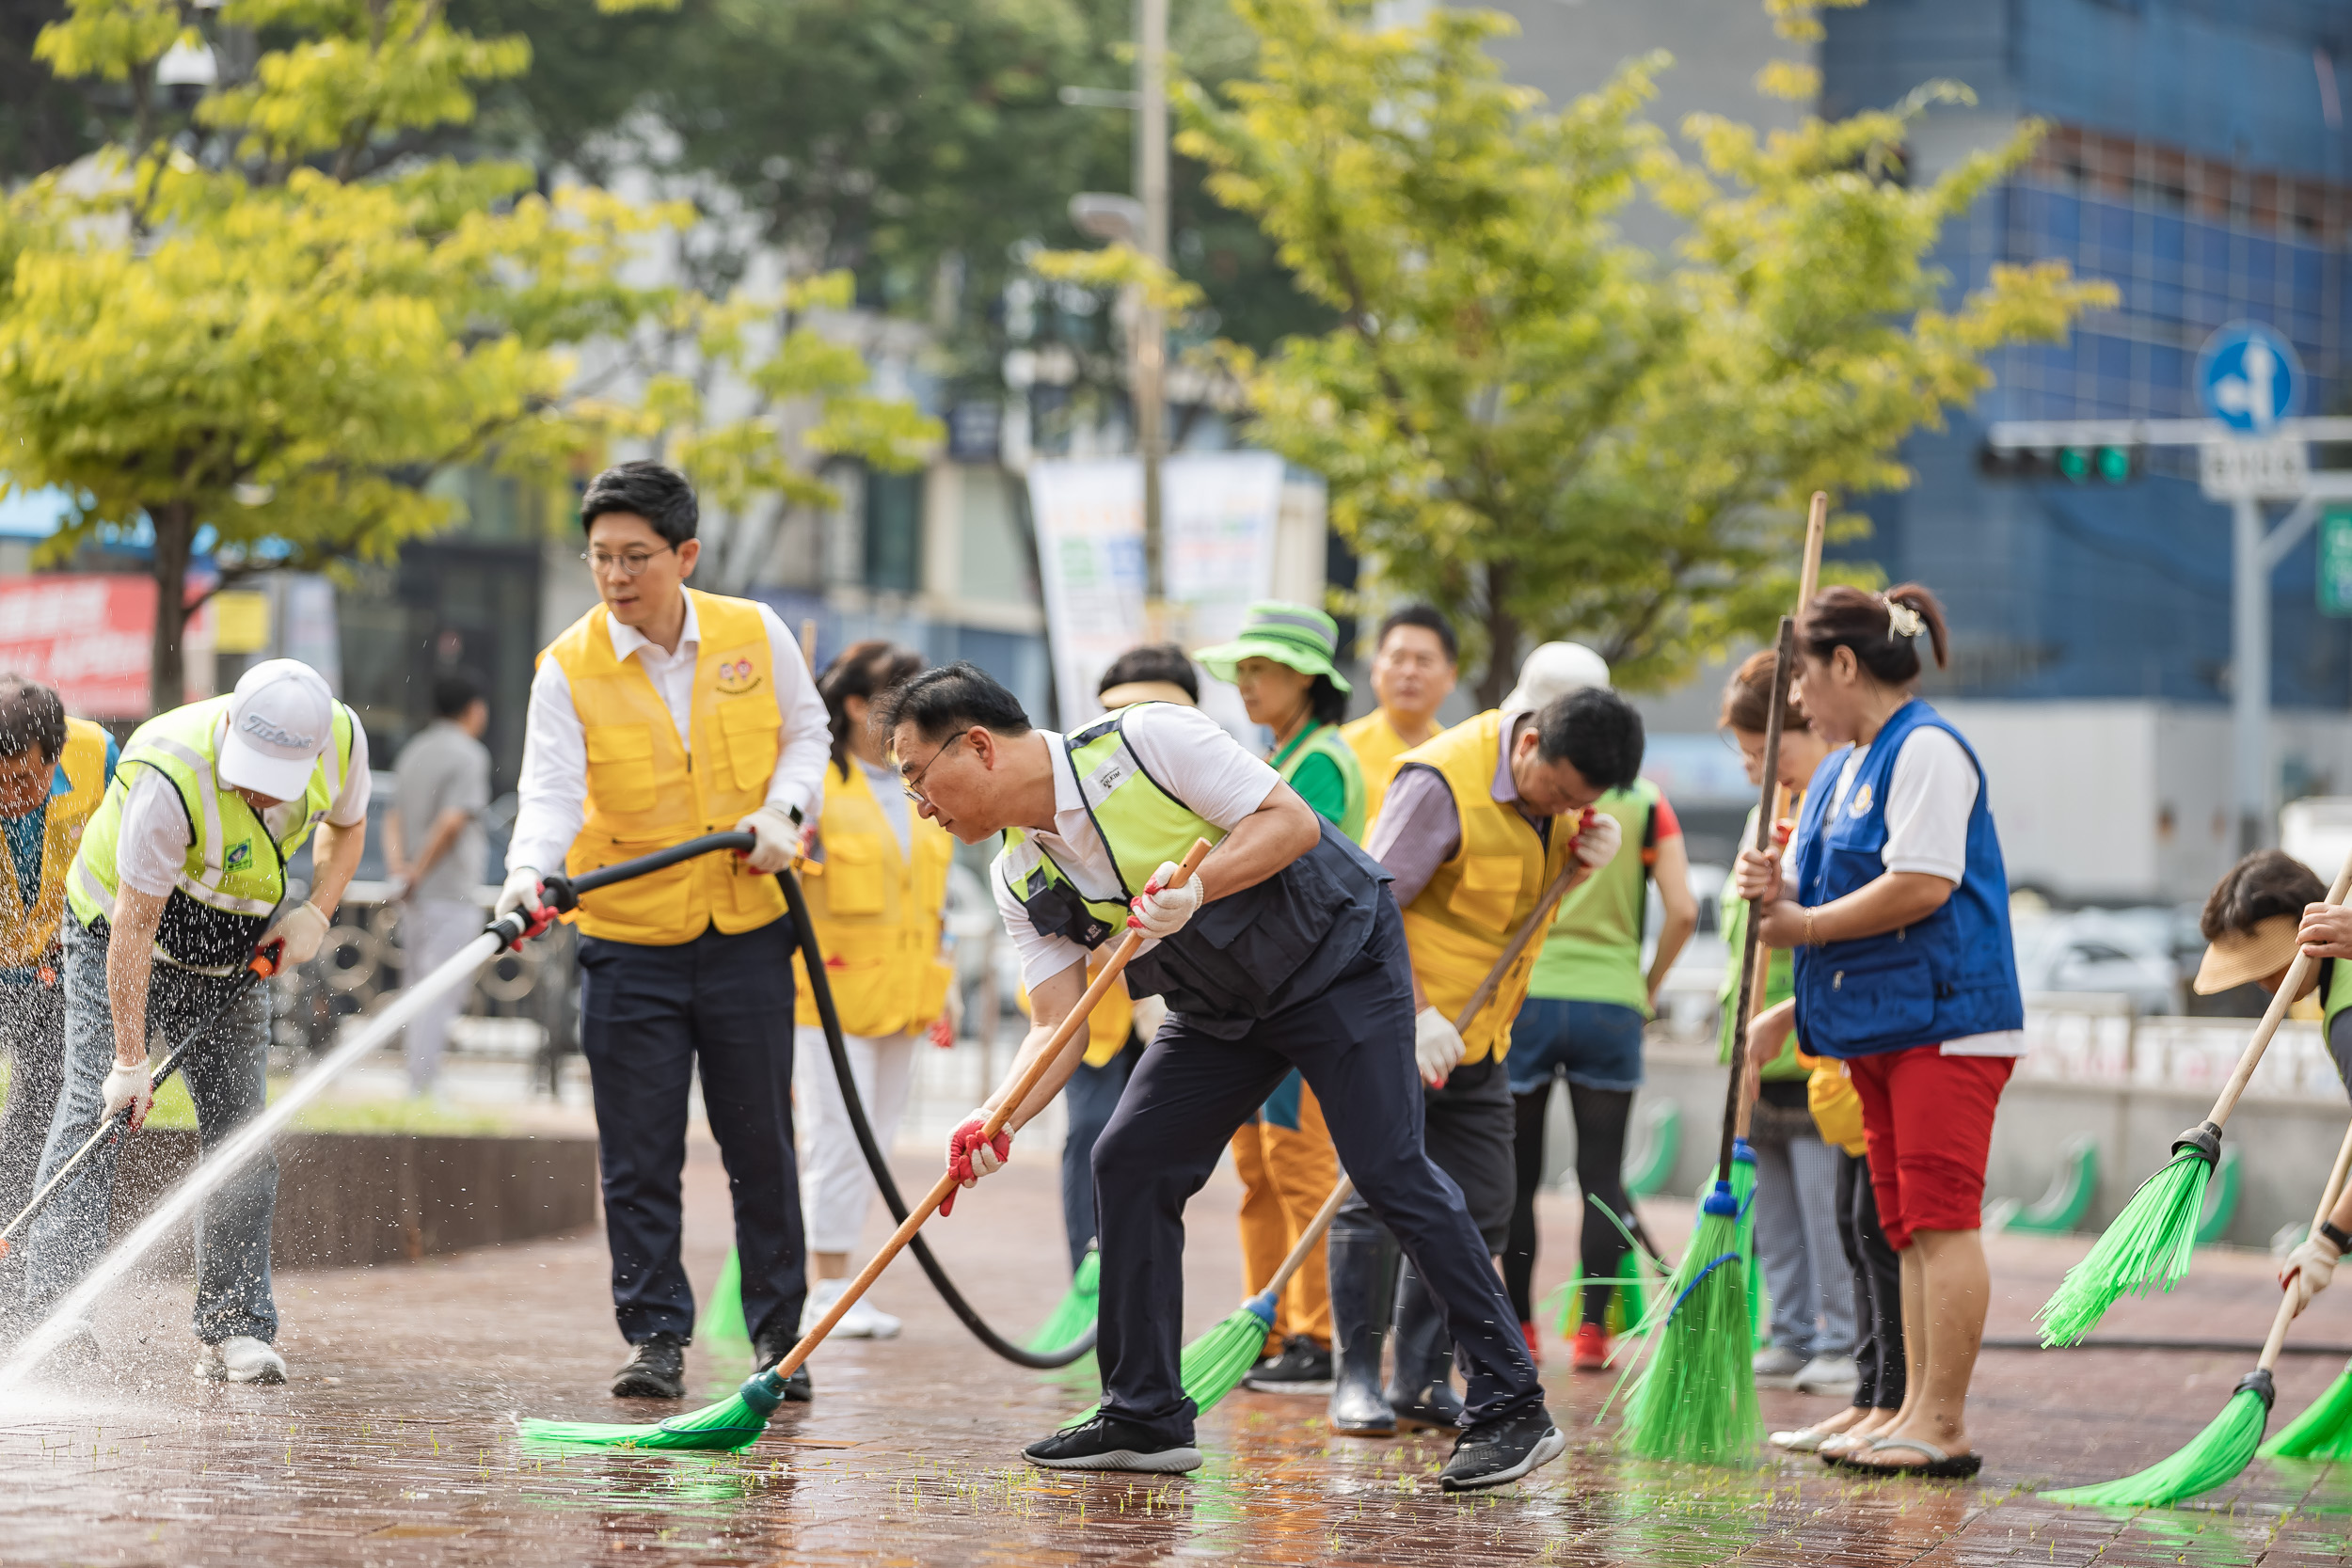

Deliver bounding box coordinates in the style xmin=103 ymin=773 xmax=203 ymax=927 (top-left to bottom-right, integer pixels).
xmin=939 ymin=1111 xmax=1010 ymax=1217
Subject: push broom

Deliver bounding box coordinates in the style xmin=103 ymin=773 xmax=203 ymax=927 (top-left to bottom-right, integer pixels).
xmin=1616 ymin=612 xmax=1798 ymax=1465
xmin=2044 ymin=1114 xmax=2352 ymax=1506
xmin=516 ymin=838 xmax=1213 ymax=1451
xmin=2040 ymin=841 xmax=2352 ymax=1346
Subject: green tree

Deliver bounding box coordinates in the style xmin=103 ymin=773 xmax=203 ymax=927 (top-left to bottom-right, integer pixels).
xmin=1182 ymin=0 xmax=2115 ymax=700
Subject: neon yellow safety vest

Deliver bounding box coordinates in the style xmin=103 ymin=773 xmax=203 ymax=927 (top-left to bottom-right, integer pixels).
xmin=70 ymin=696 xmax=356 ymax=970
xmin=0 ymin=718 xmax=110 ymax=970
xmin=1271 ymin=721 xmax=1366 ymax=841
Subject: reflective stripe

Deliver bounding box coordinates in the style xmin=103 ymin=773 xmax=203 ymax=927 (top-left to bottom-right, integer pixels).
xmin=71 ymin=854 xmax=114 ymax=923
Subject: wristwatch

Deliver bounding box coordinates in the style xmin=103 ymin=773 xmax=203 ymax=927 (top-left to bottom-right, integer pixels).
xmin=2319 ymin=1219 xmax=2352 ymax=1256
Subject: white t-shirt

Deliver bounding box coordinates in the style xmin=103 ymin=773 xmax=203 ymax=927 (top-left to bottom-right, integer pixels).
xmin=115 ymin=720 xmax=373 ymax=897
xmin=1820 ymin=724 xmax=2022 ymax=1057
xmin=993 ymin=704 xmax=1283 ymax=990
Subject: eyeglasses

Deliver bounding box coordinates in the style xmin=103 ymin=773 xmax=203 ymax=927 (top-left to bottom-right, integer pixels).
xmin=898 ymin=728 xmax=975 ymax=805
xmin=580 ymin=545 xmax=675 ymax=578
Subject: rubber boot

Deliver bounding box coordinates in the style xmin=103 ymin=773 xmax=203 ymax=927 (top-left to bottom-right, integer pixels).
xmin=1384 ymin=1261 xmax=1465 ymax=1433
xmin=1325 ymin=1224 xmax=1396 ymax=1437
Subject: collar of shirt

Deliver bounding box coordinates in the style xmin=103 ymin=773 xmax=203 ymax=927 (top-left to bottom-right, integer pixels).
xmin=606 ymin=594 xmax=700 ymax=665
xmin=1492 ymin=709 xmax=1534 ymax=804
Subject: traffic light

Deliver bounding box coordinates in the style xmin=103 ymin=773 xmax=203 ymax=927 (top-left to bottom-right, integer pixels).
xmin=1978 ymin=441 xmax=2141 ymax=483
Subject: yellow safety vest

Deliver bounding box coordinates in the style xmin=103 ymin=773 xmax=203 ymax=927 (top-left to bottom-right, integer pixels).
xmin=1394 ymin=710 xmax=1575 ymax=1065
xmin=540 ymin=588 xmax=787 ymax=945
xmin=1018 ymin=957 xmax=1136 ymax=1069
xmin=0 ymin=718 xmax=109 ymax=969
xmin=792 ymin=758 xmax=956 ymax=1037
xmin=1342 ymin=709 xmax=1421 ymax=827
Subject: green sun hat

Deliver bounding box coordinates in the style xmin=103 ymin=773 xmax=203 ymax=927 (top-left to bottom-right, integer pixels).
xmin=1195 ymin=601 xmax=1352 ymax=692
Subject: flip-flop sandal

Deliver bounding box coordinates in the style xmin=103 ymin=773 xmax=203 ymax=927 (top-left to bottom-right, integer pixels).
xmin=1843 ymin=1435 xmax=1983 ymax=1481
xmin=1770 ymin=1425 xmax=1840 ymax=1452
xmin=1815 ymin=1431 xmax=1876 ymax=1466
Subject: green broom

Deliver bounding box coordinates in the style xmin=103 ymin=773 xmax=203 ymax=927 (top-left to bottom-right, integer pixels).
xmin=1025 ymin=1243 xmax=1101 ymax=1355
xmin=516 ymin=839 xmax=1212 ymax=1452
xmin=2044 ymin=1115 xmax=2352 ymax=1506
xmin=698 ymin=1246 xmax=752 ymax=1359
xmin=2262 ymin=1359 xmax=2352 ymax=1460
xmin=2041 ymin=845 xmax=2352 ymax=1348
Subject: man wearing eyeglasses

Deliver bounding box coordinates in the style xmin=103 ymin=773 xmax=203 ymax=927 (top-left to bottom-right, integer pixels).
xmin=500 ymin=460 xmax=829 ymax=1402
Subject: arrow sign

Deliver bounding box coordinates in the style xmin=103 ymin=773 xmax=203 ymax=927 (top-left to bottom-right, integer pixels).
xmin=2199 ymin=322 xmax=2304 ymax=436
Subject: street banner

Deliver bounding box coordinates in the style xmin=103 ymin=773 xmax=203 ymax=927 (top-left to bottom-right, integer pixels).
xmin=1027 ymin=451 xmax=1287 ymax=737
xmin=0 ymin=574 xmax=218 ymax=718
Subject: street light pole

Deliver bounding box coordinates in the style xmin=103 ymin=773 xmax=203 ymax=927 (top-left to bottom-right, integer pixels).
xmin=1136 ymin=0 xmax=1169 ymax=617
xmin=2233 ymin=496 xmax=2269 ymax=853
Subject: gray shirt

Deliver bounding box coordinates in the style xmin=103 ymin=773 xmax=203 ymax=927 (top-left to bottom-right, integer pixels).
xmin=1363 ymin=710 xmax=1549 ymax=908
xmin=395 ymin=720 xmax=492 ymax=902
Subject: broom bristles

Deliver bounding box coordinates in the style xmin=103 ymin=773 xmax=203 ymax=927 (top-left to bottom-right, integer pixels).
xmin=2037 ymin=1150 xmax=2212 ymax=1347
xmin=1178 ymin=1296 xmax=1278 ymax=1415
xmin=1618 ymin=1202 xmax=1760 ymax=1465
xmin=1025 ymin=1248 xmax=1101 ymax=1354
xmin=2043 ymin=1382 xmax=2267 ymax=1506
xmin=697 ymin=1245 xmax=751 ymax=1354
xmin=2262 ymin=1361 xmax=2352 ymax=1459
xmin=516 ymin=1370 xmax=787 ymax=1451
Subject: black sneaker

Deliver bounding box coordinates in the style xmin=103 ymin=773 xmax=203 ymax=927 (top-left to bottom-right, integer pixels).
xmin=612 ymin=1333 xmax=687 ymax=1400
xmin=1242 ymin=1335 xmax=1334 ymax=1395
xmin=754 ymin=1329 xmax=815 ymax=1402
xmin=1438 ymin=1407 xmax=1566 ymax=1492
xmin=1022 ymin=1414 xmax=1204 ymax=1473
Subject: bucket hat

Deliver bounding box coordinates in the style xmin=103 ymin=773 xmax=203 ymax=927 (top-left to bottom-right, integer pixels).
xmin=1195 ymin=602 xmax=1352 ymax=692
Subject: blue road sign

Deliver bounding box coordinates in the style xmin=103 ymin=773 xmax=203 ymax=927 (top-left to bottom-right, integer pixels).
xmin=2198 ymin=322 xmax=2303 ymax=435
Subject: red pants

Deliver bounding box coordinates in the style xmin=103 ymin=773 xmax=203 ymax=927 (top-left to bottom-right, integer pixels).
xmin=1846 ymin=1047 xmax=2013 ymax=1251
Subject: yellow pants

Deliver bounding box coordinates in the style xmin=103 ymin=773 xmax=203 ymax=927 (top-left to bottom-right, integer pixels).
xmin=1230 ymin=1073 xmax=1337 ymax=1354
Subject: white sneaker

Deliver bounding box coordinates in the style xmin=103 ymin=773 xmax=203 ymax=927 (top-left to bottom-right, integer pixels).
xmin=1793 ymin=1354 xmax=1860 ymax=1396
xmin=1751 ymin=1343 xmax=1806 ymax=1388
xmin=198 ymin=1336 xmax=287 ymax=1384
xmin=799 ymin=1277 xmax=901 ymax=1340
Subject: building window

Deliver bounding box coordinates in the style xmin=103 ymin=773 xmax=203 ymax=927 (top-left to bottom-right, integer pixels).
xmin=864 ymin=467 xmax=924 ymax=594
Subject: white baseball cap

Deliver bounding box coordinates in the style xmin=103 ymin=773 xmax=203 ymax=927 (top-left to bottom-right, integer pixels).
xmin=1503 ymin=641 xmax=1612 ymax=710
xmin=218 ymin=658 xmax=335 ymax=801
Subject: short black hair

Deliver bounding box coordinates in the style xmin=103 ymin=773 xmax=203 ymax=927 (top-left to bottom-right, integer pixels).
xmin=873 ymin=661 xmax=1032 ymax=745
xmin=1308 ymin=674 xmax=1348 ymax=727
xmin=2201 ymin=849 xmax=2326 ymax=942
xmin=0 ymin=675 xmax=63 ymax=764
xmin=580 ymin=460 xmax=698 ymax=546
xmin=432 ymin=669 xmax=485 ymax=721
xmin=1375 ymin=604 xmax=1457 ymax=664
xmin=1097 ymin=643 xmax=1200 ymax=703
xmin=1534 ymin=687 xmax=1643 ymax=791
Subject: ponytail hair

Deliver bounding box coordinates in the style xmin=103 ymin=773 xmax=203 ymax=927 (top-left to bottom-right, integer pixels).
xmin=1798 ymin=582 xmax=1949 ymax=686
xmin=1718 ymin=649 xmax=1810 ymax=736
xmin=818 ymin=640 xmax=927 ymax=777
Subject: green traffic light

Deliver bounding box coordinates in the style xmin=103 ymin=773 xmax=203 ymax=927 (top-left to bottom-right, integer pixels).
xmin=2096 ymin=446 xmax=2130 ymax=483
xmin=2058 ymin=447 xmax=2089 ymax=481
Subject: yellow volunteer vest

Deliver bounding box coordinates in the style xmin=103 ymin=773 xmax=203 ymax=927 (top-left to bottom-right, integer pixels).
xmin=792 ymin=758 xmax=956 ymax=1037
xmin=1395 ymin=710 xmax=1575 ymax=1065
xmin=1019 ymin=957 xmax=1136 ymax=1068
xmin=541 ymin=588 xmax=788 ymax=944
xmin=0 ymin=718 xmax=108 ymax=969
xmin=1342 ymin=709 xmax=1421 ymax=827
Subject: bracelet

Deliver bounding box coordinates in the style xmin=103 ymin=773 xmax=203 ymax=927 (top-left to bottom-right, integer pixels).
xmin=1802 ymin=907 xmax=1820 ymax=947
xmin=2321 ymin=1220 xmax=2352 ymax=1256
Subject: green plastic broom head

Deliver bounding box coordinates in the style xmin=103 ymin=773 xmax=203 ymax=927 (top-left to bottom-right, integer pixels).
xmin=1025 ymin=1244 xmax=1101 ymax=1354
xmin=2261 ymin=1358 xmax=2352 ymax=1459
xmin=2043 ymin=1369 xmax=2271 ymax=1507
xmin=1618 ymin=1182 xmax=1760 ymax=1466
xmin=2037 ymin=1123 xmax=2218 ymax=1348
xmin=516 ymin=1367 xmax=786 ymax=1452
xmin=697 ymin=1245 xmax=751 ymax=1354
xmin=1179 ymin=1292 xmax=1278 ymax=1416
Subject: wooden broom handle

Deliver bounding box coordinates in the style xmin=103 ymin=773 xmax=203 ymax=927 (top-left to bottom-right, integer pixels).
xmin=2260 ymin=1116 xmax=2352 ymax=1371
xmin=766 ymin=836 xmax=1213 ymax=1382
xmin=2208 ymin=841 xmax=2352 ymax=1131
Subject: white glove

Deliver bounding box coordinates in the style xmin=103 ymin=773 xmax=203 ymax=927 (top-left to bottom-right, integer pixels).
xmin=1571 ymin=809 xmax=1623 ymax=871
xmin=735 ymin=804 xmax=801 ymax=874
xmin=1127 ymin=861 xmax=1202 ymax=939
xmin=258 ymin=901 xmax=329 ymax=966
xmin=495 ymin=865 xmax=547 ymax=921
xmin=102 ymin=1060 xmax=154 ymax=1132
xmin=1414 ymin=1006 xmax=1467 ymax=1088
xmin=2283 ymin=1236 xmax=2340 ymax=1316
xmin=1130 ymin=992 xmax=1169 ymax=1045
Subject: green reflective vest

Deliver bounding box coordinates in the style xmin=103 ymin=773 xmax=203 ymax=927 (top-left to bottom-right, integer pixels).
xmin=1527 ymin=781 xmax=1660 ymax=1014
xmin=1270 ymin=720 xmax=1366 ymax=841
xmin=2324 ymin=958 xmax=2352 ymax=1042
xmin=69 ymin=695 xmax=357 ymax=970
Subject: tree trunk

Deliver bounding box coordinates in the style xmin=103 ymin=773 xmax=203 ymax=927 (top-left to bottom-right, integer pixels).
xmin=1475 ymin=562 xmax=1520 ymax=709
xmin=148 ymin=500 xmax=195 ymax=715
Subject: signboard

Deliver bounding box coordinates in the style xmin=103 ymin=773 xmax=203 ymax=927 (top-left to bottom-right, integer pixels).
xmin=0 ymin=575 xmax=159 ymax=718
xmin=1027 ymin=452 xmax=1287 ymax=738
xmin=2322 ymin=511 xmax=2352 ymax=618
xmin=2199 ymin=435 xmax=2309 ymax=499
xmin=2198 ymin=322 xmax=2303 ymax=434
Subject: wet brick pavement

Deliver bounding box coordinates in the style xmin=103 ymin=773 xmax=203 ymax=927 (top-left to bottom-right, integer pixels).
xmin=4 ymin=1144 xmax=2352 ymax=1565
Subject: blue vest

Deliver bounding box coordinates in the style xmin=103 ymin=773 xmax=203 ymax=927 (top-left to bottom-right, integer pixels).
xmin=1790 ymin=698 xmax=2023 ymax=1058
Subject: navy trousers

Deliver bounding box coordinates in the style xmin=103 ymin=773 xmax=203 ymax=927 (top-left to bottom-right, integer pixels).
xmin=579 ymin=916 xmax=805 ymax=1346
xmin=1091 ymin=898 xmax=1543 ymax=1444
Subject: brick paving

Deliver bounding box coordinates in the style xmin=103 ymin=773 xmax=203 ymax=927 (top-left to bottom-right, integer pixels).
xmin=3 ymin=1144 xmax=2352 ymax=1565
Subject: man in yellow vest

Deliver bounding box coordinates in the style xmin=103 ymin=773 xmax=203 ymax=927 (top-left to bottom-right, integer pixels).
xmin=1340 ymin=605 xmax=1458 ymax=822
xmin=34 ymin=658 xmax=366 ymax=1383
xmin=1326 ymin=685 xmax=1641 ymax=1437
xmin=0 ymin=677 xmax=115 ymax=1312
xmin=499 ymin=461 xmax=829 ymax=1403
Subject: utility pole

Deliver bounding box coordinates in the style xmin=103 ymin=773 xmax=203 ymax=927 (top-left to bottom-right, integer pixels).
xmin=1136 ymin=0 xmax=1171 ymax=618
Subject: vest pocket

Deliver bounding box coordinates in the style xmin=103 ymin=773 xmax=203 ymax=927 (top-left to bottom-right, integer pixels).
xmin=1819 ymin=946 xmax=1937 ymax=1044
xmin=1448 ymin=854 xmax=1524 ymax=933
xmin=584 ymin=724 xmax=658 ymax=815
xmin=819 ymin=832 xmax=889 ymax=916
xmin=719 ymin=697 xmax=781 ymax=793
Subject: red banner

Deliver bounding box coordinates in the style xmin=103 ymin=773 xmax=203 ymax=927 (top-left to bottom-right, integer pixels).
xmin=0 ymin=575 xmax=157 ymax=719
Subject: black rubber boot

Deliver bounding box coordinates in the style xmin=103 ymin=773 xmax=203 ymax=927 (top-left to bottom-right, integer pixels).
xmin=1385 ymin=1261 xmax=1465 ymax=1433
xmin=1325 ymin=1226 xmax=1396 ymax=1437
xmin=612 ymin=1332 xmax=687 ymax=1400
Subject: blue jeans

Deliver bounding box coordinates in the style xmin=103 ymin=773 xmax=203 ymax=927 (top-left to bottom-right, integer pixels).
xmin=1060 ymin=1031 xmax=1140 ymax=1274
xmin=1506 ymin=997 xmax=1645 ymax=1093
xmin=27 ymin=918 xmax=277 ymax=1342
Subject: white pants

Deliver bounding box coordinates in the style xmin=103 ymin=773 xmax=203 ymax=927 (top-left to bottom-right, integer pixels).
xmin=402 ymin=896 xmax=483 ymax=1094
xmin=795 ymin=1025 xmax=917 ymax=1254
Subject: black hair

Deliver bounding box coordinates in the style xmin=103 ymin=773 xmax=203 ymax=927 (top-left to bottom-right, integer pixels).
xmin=1534 ymin=687 xmax=1644 ymax=791
xmin=1308 ymin=674 xmax=1348 ymax=728
xmin=820 ymin=640 xmax=927 ymax=776
xmin=431 ymin=669 xmax=485 ymax=721
xmin=1375 ymin=604 xmax=1458 ymax=664
xmin=580 ymin=460 xmax=699 ymax=546
xmin=0 ymin=675 xmax=64 ymax=764
xmin=1800 ymin=582 xmax=1950 ymax=685
xmin=1096 ymin=643 xmax=1200 ymax=704
xmin=872 ymin=661 xmax=1032 ymax=744
xmin=2201 ymin=849 xmax=2326 ymax=942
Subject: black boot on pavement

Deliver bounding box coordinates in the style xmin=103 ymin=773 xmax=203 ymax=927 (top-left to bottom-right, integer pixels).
xmin=1438 ymin=1407 xmax=1567 ymax=1492
xmin=754 ymin=1326 xmax=815 ymax=1402
xmin=1325 ymin=1226 xmax=1396 ymax=1436
xmin=1384 ymin=1263 xmax=1466 ymax=1433
xmin=1023 ymin=1414 xmax=1203 ymax=1473
xmin=611 ymin=1332 xmax=687 ymax=1400
xmin=1243 ymin=1334 xmax=1334 ymax=1395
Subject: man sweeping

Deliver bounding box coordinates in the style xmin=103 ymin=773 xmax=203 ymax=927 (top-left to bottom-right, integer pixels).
xmin=31 ymin=659 xmax=364 ymax=1382
xmin=880 ymin=662 xmax=1564 ymax=1490
xmin=500 ymin=461 xmax=829 ymax=1402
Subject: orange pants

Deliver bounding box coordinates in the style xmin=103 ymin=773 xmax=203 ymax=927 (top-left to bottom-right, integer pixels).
xmin=1230 ymin=1072 xmax=1338 ymax=1354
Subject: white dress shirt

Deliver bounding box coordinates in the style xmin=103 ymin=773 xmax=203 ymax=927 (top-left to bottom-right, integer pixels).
xmin=507 ymin=594 xmax=830 ymax=878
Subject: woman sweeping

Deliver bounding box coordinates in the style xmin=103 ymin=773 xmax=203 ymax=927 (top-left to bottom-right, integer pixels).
xmin=1734 ymin=584 xmax=2022 ymax=1481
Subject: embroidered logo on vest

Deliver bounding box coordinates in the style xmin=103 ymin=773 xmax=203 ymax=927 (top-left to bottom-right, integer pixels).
xmin=1849 ymin=782 xmax=1873 ymax=817
xmin=226 ymin=841 xmax=252 ymax=870
xmin=716 ymin=658 xmax=765 ymax=696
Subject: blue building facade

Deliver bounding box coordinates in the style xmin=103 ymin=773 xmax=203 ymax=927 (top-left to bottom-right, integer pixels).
xmin=1820 ymin=0 xmax=2352 ymax=708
